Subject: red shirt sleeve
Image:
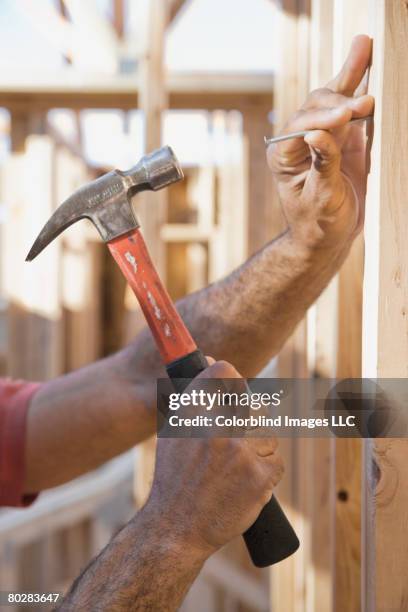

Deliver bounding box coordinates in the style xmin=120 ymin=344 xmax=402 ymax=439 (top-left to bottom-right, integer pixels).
xmin=0 ymin=379 xmax=42 ymax=507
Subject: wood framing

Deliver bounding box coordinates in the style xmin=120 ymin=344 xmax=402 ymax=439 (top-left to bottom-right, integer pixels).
xmin=0 ymin=72 xmax=273 ymax=112
xmin=362 ymin=2 xmax=408 ymax=610
xmin=132 ymin=0 xmax=168 ymax=508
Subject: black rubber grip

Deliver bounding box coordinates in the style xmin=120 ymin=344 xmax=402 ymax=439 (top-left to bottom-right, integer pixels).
xmin=166 ymin=349 xmax=208 ymax=392
xmin=166 ymin=350 xmax=300 ymax=567
xmin=243 ymin=494 xmax=299 ymax=567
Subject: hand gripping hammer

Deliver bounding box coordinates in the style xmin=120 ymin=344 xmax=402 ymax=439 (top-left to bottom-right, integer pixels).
xmin=26 ymin=146 xmax=299 ymax=567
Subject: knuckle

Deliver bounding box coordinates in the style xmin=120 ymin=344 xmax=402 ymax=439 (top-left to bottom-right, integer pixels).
xmin=309 ymin=87 xmax=330 ymax=100
xmin=210 ymin=360 xmax=239 ymax=379
xmin=270 ymin=454 xmax=285 ymax=484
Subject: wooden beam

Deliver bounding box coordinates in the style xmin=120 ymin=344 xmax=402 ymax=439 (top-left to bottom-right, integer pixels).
xmin=168 ymin=0 xmax=188 ymax=23
xmin=271 ymin=2 xmax=311 ymax=611
xmin=112 ymin=0 xmax=124 ymax=38
xmin=362 ymin=2 xmax=408 ymax=610
xmin=1 ymin=115 xmax=64 ymax=380
xmin=307 ymin=4 xmax=336 ymax=610
xmin=0 ymin=72 xmax=273 ymax=111
xmin=132 ymin=0 xmax=168 ymax=507
xmin=330 ymin=2 xmax=371 ymax=609
xmin=242 ymin=106 xmax=279 ymax=256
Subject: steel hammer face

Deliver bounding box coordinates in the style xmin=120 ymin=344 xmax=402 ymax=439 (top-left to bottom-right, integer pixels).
xmin=26 ymin=146 xmax=183 ymax=261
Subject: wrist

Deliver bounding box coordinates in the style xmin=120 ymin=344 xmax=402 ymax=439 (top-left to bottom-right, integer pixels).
xmin=287 ymin=218 xmax=354 ymax=259
xmin=140 ymin=496 xmax=216 ymax=564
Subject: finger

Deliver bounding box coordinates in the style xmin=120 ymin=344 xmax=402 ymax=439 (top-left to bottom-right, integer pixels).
xmin=260 ymin=453 xmax=285 ymax=487
xmin=304 ymin=89 xmax=374 ymax=119
xmin=203 ymin=360 xmax=242 ymax=380
xmin=303 ymin=130 xmax=342 ymax=180
xmin=247 ymin=436 xmax=278 ymax=457
xmin=326 ymin=34 xmax=372 ymax=96
xmin=267 ymin=105 xmax=352 ymax=162
xmin=181 ymin=360 xmax=243 ymax=414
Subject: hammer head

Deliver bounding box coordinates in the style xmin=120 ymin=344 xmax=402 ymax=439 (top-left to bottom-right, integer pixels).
xmin=26 ymin=146 xmax=183 ymax=261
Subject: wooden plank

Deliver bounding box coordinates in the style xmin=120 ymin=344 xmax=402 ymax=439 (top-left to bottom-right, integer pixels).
xmin=307 ymin=5 xmax=336 ymax=610
xmin=362 ymin=2 xmax=408 ymax=610
xmin=0 ymin=72 xmax=273 ymax=111
xmin=210 ymin=111 xmax=247 ymax=277
xmin=136 ymin=0 xmax=168 ymax=271
xmin=132 ymin=0 xmax=168 ymax=508
xmin=271 ymin=2 xmax=312 ymax=611
xmin=56 ymin=148 xmax=103 ymax=370
xmin=168 ymin=0 xmax=188 ymax=23
xmin=1 ymin=118 xmax=64 ymax=380
xmin=0 ymin=455 xmax=133 ymax=543
xmin=242 ymin=106 xmax=282 ymax=256
xmin=331 ymin=1 xmax=370 ymax=609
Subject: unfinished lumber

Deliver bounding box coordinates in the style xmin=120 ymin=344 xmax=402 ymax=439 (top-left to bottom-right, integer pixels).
xmin=242 ymin=106 xmax=278 ymax=256
xmin=271 ymin=2 xmax=312 ymax=611
xmin=362 ymin=2 xmax=408 ymax=610
xmin=1 ymin=117 xmax=63 ymax=380
xmin=56 ymin=148 xmax=103 ymax=371
xmin=330 ymin=0 xmax=371 ymax=608
xmin=307 ymin=3 xmax=336 ymax=609
xmin=133 ymin=0 xmax=168 ymax=508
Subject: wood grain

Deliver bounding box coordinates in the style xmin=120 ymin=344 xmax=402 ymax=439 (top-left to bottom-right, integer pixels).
xmin=362 ymin=2 xmax=408 ymax=610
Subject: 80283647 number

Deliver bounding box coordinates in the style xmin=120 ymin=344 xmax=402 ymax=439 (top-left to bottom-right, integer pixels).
xmin=5 ymin=592 xmax=60 ymax=605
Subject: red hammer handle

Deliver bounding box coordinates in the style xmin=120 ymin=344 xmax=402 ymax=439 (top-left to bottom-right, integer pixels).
xmin=108 ymin=228 xmax=299 ymax=567
xmin=108 ymin=228 xmax=198 ymax=364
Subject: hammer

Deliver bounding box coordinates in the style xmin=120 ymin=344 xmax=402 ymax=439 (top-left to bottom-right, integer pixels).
xmin=26 ymin=146 xmax=299 ymax=567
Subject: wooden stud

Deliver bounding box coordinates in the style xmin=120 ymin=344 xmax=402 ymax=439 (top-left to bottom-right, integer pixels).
xmin=271 ymin=2 xmax=312 ymax=611
xmin=132 ymin=0 xmax=169 ymax=508
xmin=307 ymin=2 xmax=337 ymax=611
xmin=330 ymin=1 xmax=371 ymax=608
xmin=362 ymin=2 xmax=408 ymax=610
xmin=1 ymin=118 xmax=64 ymax=380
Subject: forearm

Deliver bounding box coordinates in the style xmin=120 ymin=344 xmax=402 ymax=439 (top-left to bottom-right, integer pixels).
xmin=58 ymin=504 xmax=208 ymax=612
xmin=25 ymin=229 xmax=349 ymax=493
xmin=124 ymin=229 xmax=351 ymax=380
xmin=25 ymin=350 xmax=152 ymax=492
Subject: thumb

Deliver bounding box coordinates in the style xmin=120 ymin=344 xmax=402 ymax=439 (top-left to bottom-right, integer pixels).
xmin=304 ymin=130 xmax=342 ymax=180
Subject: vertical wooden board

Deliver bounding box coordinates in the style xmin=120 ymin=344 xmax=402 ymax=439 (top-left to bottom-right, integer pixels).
xmin=331 ymin=1 xmax=372 ymax=609
xmin=185 ymin=243 xmax=207 ymax=294
xmin=213 ymin=110 xmax=247 ymax=277
xmin=333 ymin=237 xmax=363 ymax=612
xmin=132 ymin=0 xmax=168 ymax=509
xmin=307 ymin=3 xmax=336 ymax=610
xmin=1 ymin=131 xmax=63 ymax=380
xmin=57 ymin=149 xmax=102 ymax=371
xmin=136 ymin=0 xmax=168 ymax=274
xmin=271 ymin=2 xmax=312 ymax=610
xmin=242 ymin=106 xmax=283 ymax=257
xmin=362 ymin=2 xmax=408 ymax=611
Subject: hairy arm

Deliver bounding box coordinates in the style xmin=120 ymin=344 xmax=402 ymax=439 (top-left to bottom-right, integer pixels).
xmin=24 ymin=36 xmax=373 ymax=494
xmin=24 ymin=229 xmax=344 ymax=492
xmin=58 ymin=362 xmax=283 ymax=611
xmin=124 ymin=229 xmax=348 ymax=379
xmin=58 ymin=505 xmax=207 ymax=612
